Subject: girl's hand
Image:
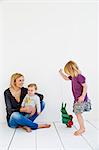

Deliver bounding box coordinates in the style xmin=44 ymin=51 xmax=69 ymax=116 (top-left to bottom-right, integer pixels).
xmin=59 ymin=69 xmax=63 ymax=74
xmin=78 ymin=95 xmax=85 ymax=103
xmin=59 ymin=69 xmax=69 ymax=80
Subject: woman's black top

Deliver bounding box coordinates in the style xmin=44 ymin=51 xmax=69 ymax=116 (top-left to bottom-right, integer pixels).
xmin=4 ymin=87 xmax=43 ymax=123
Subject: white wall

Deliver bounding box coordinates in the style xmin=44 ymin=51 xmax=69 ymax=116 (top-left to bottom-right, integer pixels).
xmin=0 ymin=0 xmax=98 ymax=122
xmin=97 ymin=1 xmax=99 ymax=121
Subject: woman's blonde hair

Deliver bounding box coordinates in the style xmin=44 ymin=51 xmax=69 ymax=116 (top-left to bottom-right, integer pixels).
xmin=64 ymin=61 xmax=80 ymax=77
xmin=10 ymin=73 xmax=24 ymax=89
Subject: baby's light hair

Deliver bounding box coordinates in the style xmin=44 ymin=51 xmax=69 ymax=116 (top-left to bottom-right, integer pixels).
xmin=28 ymin=83 xmax=37 ymax=90
xmin=64 ymin=60 xmax=80 ymax=77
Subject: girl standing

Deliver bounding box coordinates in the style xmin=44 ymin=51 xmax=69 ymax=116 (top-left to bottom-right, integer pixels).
xmin=59 ymin=61 xmax=91 ymax=136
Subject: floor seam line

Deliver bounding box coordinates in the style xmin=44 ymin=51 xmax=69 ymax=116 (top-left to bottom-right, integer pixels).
xmin=74 ymin=125 xmax=95 ymax=150
xmin=35 ymin=130 xmax=37 ymax=150
xmin=86 ymin=120 xmax=99 ymax=130
xmin=7 ymin=129 xmax=16 ymax=150
xmin=53 ymin=122 xmax=66 ymax=150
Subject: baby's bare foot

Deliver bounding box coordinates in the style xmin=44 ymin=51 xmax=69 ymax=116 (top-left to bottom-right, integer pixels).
xmin=74 ymin=129 xmax=85 ymax=136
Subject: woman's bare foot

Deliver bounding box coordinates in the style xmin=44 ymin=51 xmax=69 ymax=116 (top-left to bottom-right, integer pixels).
xmin=22 ymin=126 xmax=32 ymax=132
xmin=74 ymin=128 xmax=85 ymax=136
xmin=38 ymin=124 xmax=51 ymax=129
xmin=17 ymin=125 xmax=22 ymax=128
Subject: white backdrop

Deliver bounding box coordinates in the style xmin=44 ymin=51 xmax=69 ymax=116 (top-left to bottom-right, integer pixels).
xmin=0 ymin=0 xmax=98 ymax=122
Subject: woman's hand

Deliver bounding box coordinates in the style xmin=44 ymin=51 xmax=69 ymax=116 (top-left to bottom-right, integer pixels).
xmin=25 ymin=106 xmax=32 ymax=113
xmin=20 ymin=107 xmax=27 ymax=113
xmin=20 ymin=106 xmax=32 ymax=113
xmin=29 ymin=107 xmax=36 ymax=116
xmin=20 ymin=106 xmax=36 ymax=114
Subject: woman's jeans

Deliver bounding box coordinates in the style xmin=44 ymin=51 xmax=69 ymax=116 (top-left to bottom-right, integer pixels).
xmin=8 ymin=101 xmax=45 ymax=130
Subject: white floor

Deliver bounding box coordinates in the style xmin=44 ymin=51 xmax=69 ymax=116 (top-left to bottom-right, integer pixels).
xmin=0 ymin=120 xmax=99 ymax=150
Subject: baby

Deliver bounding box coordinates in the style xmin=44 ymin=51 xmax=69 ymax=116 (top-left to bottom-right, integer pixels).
xmin=21 ymin=83 xmax=41 ymax=118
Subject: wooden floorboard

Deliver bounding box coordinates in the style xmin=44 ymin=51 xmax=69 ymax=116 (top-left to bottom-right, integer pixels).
xmin=74 ymin=120 xmax=98 ymax=150
xmin=0 ymin=120 xmax=98 ymax=150
xmin=9 ymin=127 xmax=36 ymax=150
xmin=54 ymin=122 xmax=92 ymax=150
xmin=0 ymin=122 xmax=15 ymax=150
xmin=36 ymin=123 xmax=63 ymax=150
xmin=86 ymin=120 xmax=99 ymax=130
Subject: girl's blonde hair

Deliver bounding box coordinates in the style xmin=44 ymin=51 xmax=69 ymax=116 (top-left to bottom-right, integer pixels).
xmin=64 ymin=61 xmax=80 ymax=77
xmin=10 ymin=73 xmax=24 ymax=89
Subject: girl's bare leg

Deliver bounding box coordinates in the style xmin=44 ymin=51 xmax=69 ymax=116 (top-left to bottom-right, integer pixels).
xmin=74 ymin=113 xmax=85 ymax=136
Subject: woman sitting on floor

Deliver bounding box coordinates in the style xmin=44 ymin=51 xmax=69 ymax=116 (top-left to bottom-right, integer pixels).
xmin=4 ymin=73 xmax=51 ymax=132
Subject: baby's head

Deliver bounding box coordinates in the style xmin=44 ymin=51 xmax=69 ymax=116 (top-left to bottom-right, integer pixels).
xmin=64 ymin=60 xmax=80 ymax=77
xmin=28 ymin=83 xmax=37 ymax=96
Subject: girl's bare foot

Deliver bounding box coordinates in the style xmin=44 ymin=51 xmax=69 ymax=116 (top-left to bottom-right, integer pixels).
xmin=22 ymin=126 xmax=32 ymax=132
xmin=38 ymin=124 xmax=51 ymax=129
xmin=74 ymin=128 xmax=85 ymax=136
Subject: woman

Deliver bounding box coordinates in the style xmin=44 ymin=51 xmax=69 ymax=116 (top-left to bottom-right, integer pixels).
xmin=4 ymin=73 xmax=51 ymax=132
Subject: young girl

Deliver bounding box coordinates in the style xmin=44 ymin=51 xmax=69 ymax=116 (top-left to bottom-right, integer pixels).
xmin=59 ymin=60 xmax=91 ymax=136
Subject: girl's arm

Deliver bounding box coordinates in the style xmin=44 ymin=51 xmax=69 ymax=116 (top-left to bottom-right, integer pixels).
xmin=59 ymin=69 xmax=69 ymax=80
xmin=78 ymin=83 xmax=87 ymax=102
